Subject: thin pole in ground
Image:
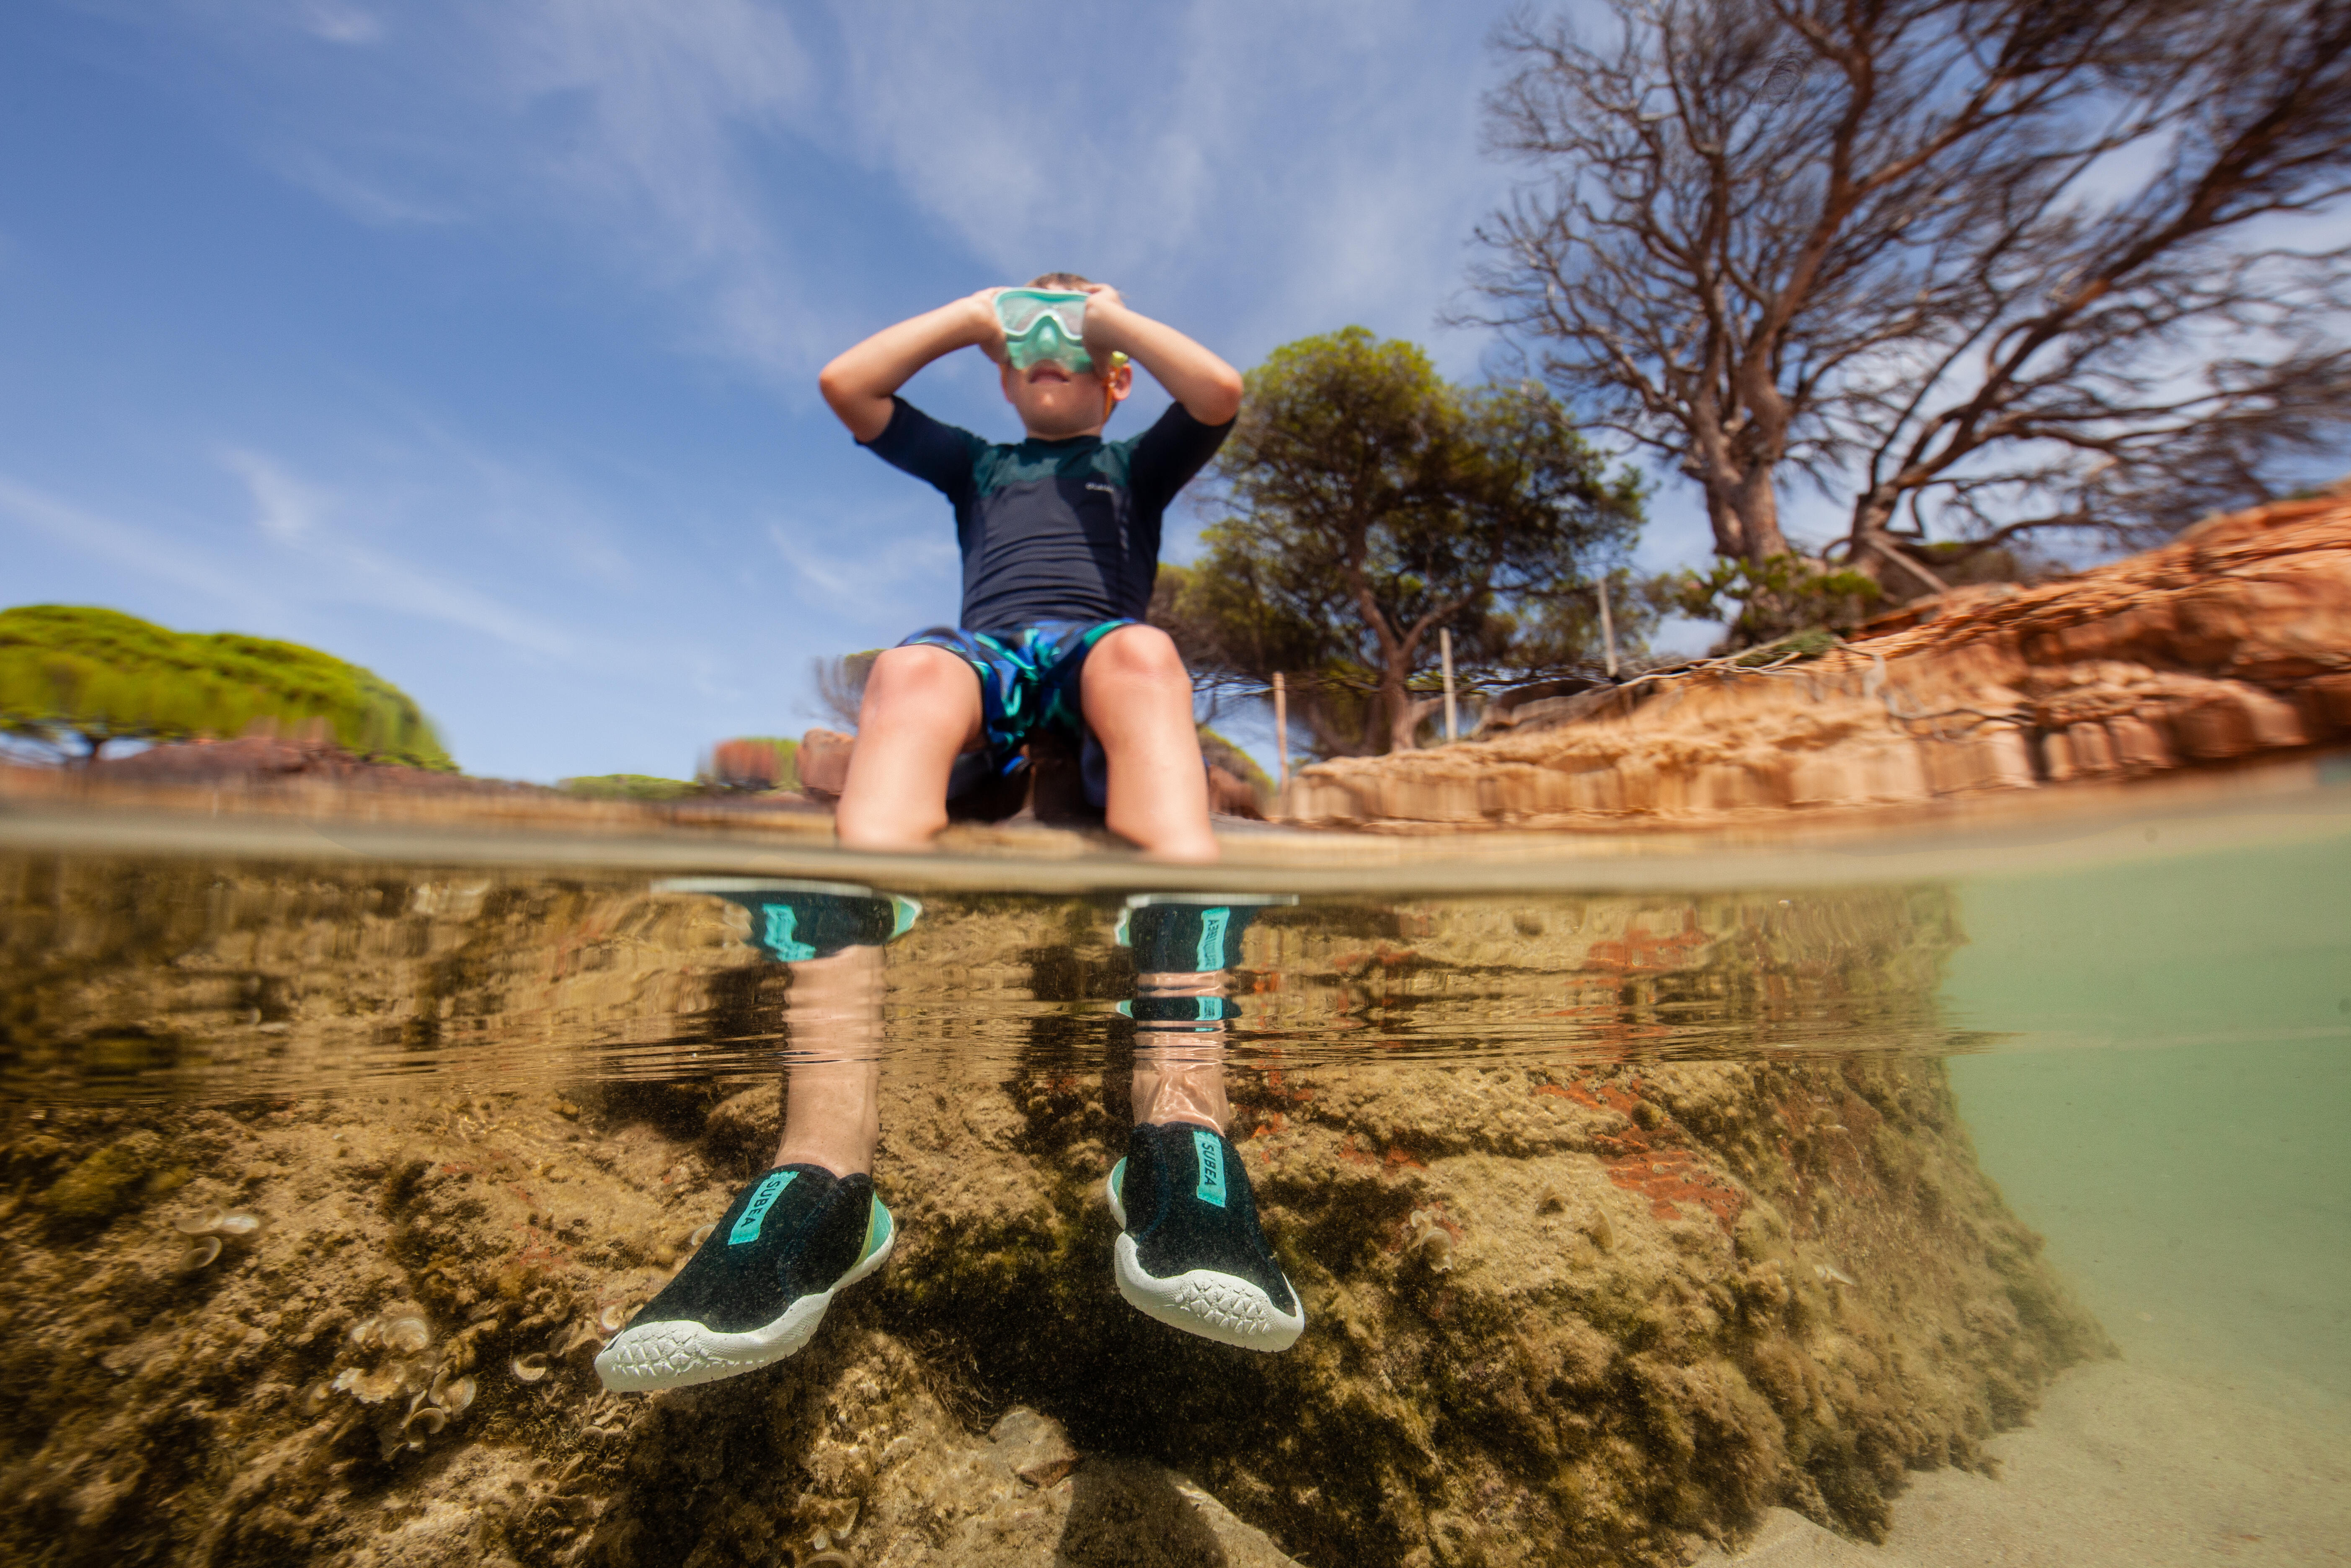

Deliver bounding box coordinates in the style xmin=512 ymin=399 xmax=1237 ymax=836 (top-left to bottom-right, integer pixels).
xmin=1272 ymin=671 xmax=1290 ymax=791
xmin=1440 ymin=628 xmax=1459 ymax=743
xmin=1597 ymin=577 xmax=1619 ymax=679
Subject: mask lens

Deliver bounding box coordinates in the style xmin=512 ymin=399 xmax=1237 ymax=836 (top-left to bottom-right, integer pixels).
xmin=995 ymin=291 xmax=1054 ymax=335
xmin=997 ymin=290 xmax=1093 ymax=372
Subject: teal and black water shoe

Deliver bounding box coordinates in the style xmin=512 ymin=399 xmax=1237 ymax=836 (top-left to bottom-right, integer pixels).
xmin=1107 ymin=1122 xmax=1304 ymax=1351
xmin=1115 ymin=892 xmax=1294 ymax=974
xmin=597 ymin=1163 xmax=895 ymax=1392
xmin=656 ymin=877 xmax=921 ymax=965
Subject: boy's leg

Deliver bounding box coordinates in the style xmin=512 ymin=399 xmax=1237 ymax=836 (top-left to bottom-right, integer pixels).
xmin=1079 ymin=625 xmax=1218 ymax=863
xmin=772 ymin=944 xmax=883 ymax=1176
xmin=599 ymin=887 xmax=906 ymax=1393
xmin=1107 ymin=898 xmax=1304 ymax=1351
xmin=1132 ymin=966 xmax=1231 ymax=1132
xmin=835 ymin=644 xmax=985 ymax=851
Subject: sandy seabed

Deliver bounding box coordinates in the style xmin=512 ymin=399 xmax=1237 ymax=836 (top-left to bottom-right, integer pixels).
xmin=1713 ymin=1358 xmax=2351 ymax=1567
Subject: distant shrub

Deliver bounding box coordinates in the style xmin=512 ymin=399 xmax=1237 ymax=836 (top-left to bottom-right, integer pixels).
xmin=0 ymin=604 xmax=453 ymax=768
xmin=703 ymin=736 xmax=800 ymax=791
xmin=557 ymin=774 xmax=701 ymax=802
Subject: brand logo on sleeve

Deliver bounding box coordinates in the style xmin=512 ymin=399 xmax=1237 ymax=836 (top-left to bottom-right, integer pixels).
xmin=729 ymin=1170 xmax=798 ymax=1245
xmin=1191 ymin=1128 xmax=1227 ymax=1208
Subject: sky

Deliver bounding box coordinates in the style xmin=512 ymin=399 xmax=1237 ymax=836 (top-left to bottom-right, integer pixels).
xmin=0 ymin=0 xmax=1729 ymax=782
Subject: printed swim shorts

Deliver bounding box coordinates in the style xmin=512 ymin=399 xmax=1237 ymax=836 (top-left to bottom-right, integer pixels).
xmin=898 ymin=619 xmax=1135 ymax=806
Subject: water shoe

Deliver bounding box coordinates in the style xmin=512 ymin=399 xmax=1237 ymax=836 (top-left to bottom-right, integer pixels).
xmin=654 ymin=877 xmax=921 ymax=964
xmin=1106 ymin=1122 xmax=1305 ymax=1351
xmin=596 ymin=1163 xmax=894 ymax=1392
xmin=1115 ymin=892 xmax=1292 ymax=974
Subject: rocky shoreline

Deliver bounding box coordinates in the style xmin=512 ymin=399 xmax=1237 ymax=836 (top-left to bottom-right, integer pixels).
xmin=1279 ymin=490 xmax=2351 ymax=833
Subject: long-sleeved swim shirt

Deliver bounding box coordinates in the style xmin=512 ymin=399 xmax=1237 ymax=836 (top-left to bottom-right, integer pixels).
xmin=860 ymin=395 xmax=1232 ymax=634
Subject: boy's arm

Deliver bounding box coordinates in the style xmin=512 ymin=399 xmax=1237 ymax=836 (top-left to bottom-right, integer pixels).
xmin=1081 ymin=289 xmax=1245 ymax=427
xmin=818 ymin=291 xmax=1005 ymax=443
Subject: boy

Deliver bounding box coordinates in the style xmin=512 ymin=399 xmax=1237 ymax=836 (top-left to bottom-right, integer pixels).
xmin=821 ymin=274 xmax=1238 ymax=862
xmin=595 ymin=281 xmax=1303 ymax=1394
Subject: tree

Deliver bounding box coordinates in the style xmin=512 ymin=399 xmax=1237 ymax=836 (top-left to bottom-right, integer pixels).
xmin=1472 ymin=0 xmax=2351 ymax=591
xmin=1163 ymin=328 xmax=1645 ymax=754
xmin=0 ymin=604 xmax=452 ymax=768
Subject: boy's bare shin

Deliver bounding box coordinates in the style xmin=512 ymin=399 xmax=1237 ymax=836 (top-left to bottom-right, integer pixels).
xmin=1081 ymin=626 xmax=1218 ymax=863
xmin=771 ymin=945 xmax=884 ymax=1177
xmin=1131 ymin=968 xmax=1230 ymax=1132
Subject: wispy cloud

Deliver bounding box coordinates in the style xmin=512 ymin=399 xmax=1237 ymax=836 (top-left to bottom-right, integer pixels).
xmin=0 ymin=472 xmax=275 ymax=613
xmin=220 ymin=447 xmax=331 ymax=541
xmin=143 ymin=0 xmax=1522 ymax=384
xmin=767 ymin=518 xmax=957 ymax=618
xmin=217 ymin=444 xmax=578 ymax=655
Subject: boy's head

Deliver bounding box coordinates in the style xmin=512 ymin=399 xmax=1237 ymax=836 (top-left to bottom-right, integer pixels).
xmin=998 ymin=272 xmax=1132 ymax=441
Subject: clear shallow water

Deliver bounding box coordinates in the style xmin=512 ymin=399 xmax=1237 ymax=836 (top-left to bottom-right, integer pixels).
xmin=3 ymin=799 xmax=2348 ymax=1565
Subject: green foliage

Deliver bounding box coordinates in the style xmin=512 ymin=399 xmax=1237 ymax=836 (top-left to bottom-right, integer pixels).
xmin=1195 ymin=725 xmax=1272 ymax=797
xmin=1665 ymin=556 xmax=1883 ymax=650
xmin=0 ymin=604 xmax=453 ymax=768
xmin=1159 ymin=327 xmax=1647 ymax=756
xmin=558 ymin=774 xmax=702 ymax=802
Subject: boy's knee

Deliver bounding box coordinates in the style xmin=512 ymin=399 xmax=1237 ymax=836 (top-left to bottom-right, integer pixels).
xmin=1091 ymin=625 xmax=1188 ymax=685
xmin=864 ymin=645 xmax=975 ymax=709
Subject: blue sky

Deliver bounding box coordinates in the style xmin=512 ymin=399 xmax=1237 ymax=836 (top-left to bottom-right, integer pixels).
xmin=1 ymin=0 xmax=1715 ymax=781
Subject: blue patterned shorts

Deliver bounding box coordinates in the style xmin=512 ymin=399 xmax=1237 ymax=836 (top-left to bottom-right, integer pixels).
xmin=897 ymin=619 xmax=1135 ymax=805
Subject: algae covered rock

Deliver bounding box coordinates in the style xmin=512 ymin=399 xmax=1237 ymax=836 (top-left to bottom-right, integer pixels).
xmin=39 ymin=1127 xmax=164 ymax=1225
xmin=0 ymin=857 xmax=2106 ymax=1568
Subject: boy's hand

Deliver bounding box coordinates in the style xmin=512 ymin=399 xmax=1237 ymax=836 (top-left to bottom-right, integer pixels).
xmin=966 ymin=287 xmax=1010 ymax=364
xmin=1073 ymin=288 xmax=1244 ymax=428
xmin=1078 ymin=284 xmax=1130 ymax=358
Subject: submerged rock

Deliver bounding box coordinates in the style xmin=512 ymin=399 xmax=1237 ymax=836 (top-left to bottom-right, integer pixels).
xmin=0 ymin=870 xmax=2104 ymax=1567
xmin=39 ymin=1129 xmax=163 ymax=1225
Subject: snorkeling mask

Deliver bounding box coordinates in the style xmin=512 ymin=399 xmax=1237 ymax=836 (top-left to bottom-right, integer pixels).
xmin=995 ymin=289 xmax=1128 ymax=376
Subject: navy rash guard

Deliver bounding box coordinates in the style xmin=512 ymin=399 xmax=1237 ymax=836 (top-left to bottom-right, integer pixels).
xmin=861 ymin=396 xmax=1232 ymax=634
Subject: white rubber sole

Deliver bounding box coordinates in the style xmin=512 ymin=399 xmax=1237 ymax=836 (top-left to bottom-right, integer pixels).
xmin=594 ymin=1207 xmax=895 ymax=1393
xmin=1106 ymin=1163 xmax=1304 ymax=1352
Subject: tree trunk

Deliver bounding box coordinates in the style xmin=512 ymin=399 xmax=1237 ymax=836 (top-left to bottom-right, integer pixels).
xmin=1729 ymin=468 xmax=1790 ymax=563
xmin=1700 ymin=465 xmax=1791 ymax=563
xmin=1382 ymin=663 xmax=1418 ymax=753
xmin=1843 ymin=487 xmax=1950 ymax=598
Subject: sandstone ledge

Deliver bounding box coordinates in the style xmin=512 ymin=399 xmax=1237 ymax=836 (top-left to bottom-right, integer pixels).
xmin=1279 ymin=491 xmax=2351 ymax=833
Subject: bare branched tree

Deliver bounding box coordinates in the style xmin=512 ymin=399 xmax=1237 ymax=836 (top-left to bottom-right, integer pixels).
xmin=1470 ymin=0 xmax=2351 ymax=591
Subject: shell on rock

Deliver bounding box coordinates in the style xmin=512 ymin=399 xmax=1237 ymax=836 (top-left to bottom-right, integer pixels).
xmin=549 ymin=1319 xmax=601 ymax=1358
xmin=381 ymin=1316 xmax=431 ymax=1354
xmin=213 ymin=1212 xmax=264 ymax=1237
xmin=176 ymin=1235 xmax=222 ymax=1271
xmin=510 ymin=1353 xmax=550 ymax=1383
xmin=347 ymin=1315 xmax=382 ymax=1350
xmin=595 ymin=1301 xmax=634 ymax=1334
xmin=804 ymin=1552 xmax=856 ymax=1568
xmin=174 ymin=1208 xmax=225 ymax=1236
xmin=436 ymin=1375 xmax=476 ymax=1415
xmin=403 ymin=1406 xmax=447 ymax=1448
xmin=1814 ymin=1261 xmax=1858 ymax=1287
xmin=346 ymin=1367 xmax=406 ymax=1404
xmin=687 ymin=1222 xmax=716 ymax=1249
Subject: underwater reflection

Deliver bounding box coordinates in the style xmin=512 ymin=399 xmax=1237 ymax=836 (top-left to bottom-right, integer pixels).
xmin=0 ymin=854 xmax=1978 ymax=1101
